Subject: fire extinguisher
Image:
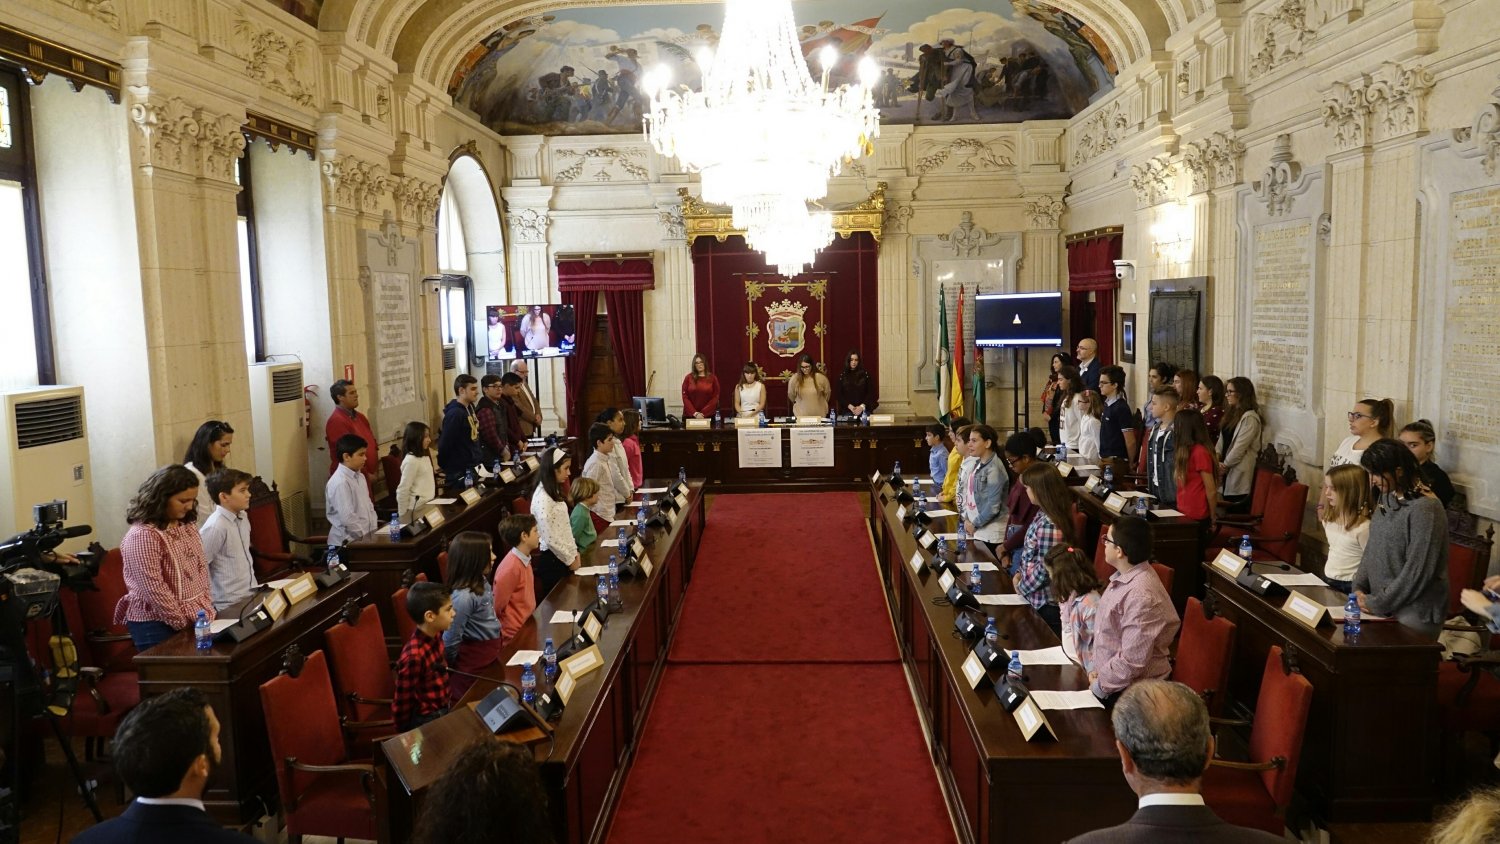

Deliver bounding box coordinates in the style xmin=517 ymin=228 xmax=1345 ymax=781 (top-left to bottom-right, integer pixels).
xmin=303 ymin=386 xmax=318 ymax=437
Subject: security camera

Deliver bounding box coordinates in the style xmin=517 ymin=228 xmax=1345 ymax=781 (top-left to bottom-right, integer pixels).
xmin=1112 ymin=260 xmax=1136 ymax=283
xmin=422 ymin=275 xmax=443 ymax=294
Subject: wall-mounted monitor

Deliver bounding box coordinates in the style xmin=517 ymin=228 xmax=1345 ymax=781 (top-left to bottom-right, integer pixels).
xmin=486 ymin=305 xmax=578 ymax=360
xmin=974 ymin=292 xmax=1064 ymax=348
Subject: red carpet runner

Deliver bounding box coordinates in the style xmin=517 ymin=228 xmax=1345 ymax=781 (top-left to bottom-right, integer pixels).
xmin=606 ymin=493 xmax=953 ymax=843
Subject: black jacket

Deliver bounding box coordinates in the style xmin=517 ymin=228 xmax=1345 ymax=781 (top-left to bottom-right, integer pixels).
xmin=72 ymin=801 xmax=259 ymax=844
xmin=1067 ymin=803 xmax=1286 ymax=843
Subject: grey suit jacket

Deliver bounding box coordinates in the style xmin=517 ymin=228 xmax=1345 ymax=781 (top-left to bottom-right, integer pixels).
xmin=1066 ymin=804 xmax=1284 ymax=843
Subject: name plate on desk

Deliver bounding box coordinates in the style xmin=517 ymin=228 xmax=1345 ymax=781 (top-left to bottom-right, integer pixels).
xmin=961 ymin=651 xmax=989 ymax=690
xmin=918 ymin=531 xmax=936 ymax=550
xmin=639 ymin=551 xmax=653 ymax=577
xmin=908 ymin=549 xmax=925 ymax=575
xmin=869 ymin=414 xmax=895 ymax=425
xmin=1013 ymin=696 xmax=1057 ymax=741
xmin=426 ymin=509 xmax=447 ymax=530
xmin=282 ymin=573 xmax=317 ymax=605
xmin=562 ymin=644 xmax=604 ymax=680
xmin=938 ymin=569 xmax=956 ymax=592
xmin=1103 ymin=493 xmax=1127 ymax=514
xmin=631 ymin=537 xmax=645 ymax=559
xmin=499 ymin=468 xmax=517 ymax=483
xmin=794 ymin=416 xmax=824 ymax=426
xmin=1212 ymin=549 xmax=1248 ymax=578
xmin=582 ymin=612 xmax=603 ymax=644
xmin=733 ymin=416 xmax=759 ymax=428
xmin=262 ymin=588 xmax=288 ymax=621
xmin=896 ymin=505 xmax=908 ymax=522
xmin=1084 ymin=476 xmax=1102 ymax=493
xmin=674 ymin=492 xmax=688 ymax=509
xmin=685 ymin=418 xmax=711 ymax=429
xmin=525 ymin=456 xmax=540 ymax=470
xmin=872 ymin=470 xmax=882 ymax=485
xmin=1057 ymin=462 xmax=1075 ymax=477
xmin=460 ymin=487 xmax=482 ymax=506
xmin=554 ymin=669 xmax=577 ymax=705
xmin=1282 ymin=591 xmax=1329 ymax=628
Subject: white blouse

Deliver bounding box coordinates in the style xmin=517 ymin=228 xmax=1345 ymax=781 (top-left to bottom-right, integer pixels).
xmin=583 ymin=450 xmax=631 ymax=522
xmin=1061 ymin=394 xmax=1084 ymax=451
xmin=1076 ymin=415 xmax=1101 ymax=464
xmin=395 ymin=453 xmax=436 ymax=523
xmin=184 ymin=462 xmax=214 ymax=530
xmin=735 ymin=382 xmax=766 ymax=417
xmin=1323 ymin=518 xmax=1370 ymax=581
xmin=531 ymin=483 xmax=578 ymax=566
xmin=1329 ymin=435 xmax=1367 ymax=470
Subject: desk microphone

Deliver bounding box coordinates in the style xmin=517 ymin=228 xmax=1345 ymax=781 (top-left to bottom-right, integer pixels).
xmin=1248 ymin=560 xmax=1293 ymax=572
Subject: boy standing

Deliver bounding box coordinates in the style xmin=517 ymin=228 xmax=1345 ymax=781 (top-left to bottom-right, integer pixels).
xmin=438 ymin=374 xmax=482 ymax=485
xmin=394 ymin=581 xmax=456 ymax=731
xmin=493 ymin=514 xmax=541 ymax=643
xmin=326 ymin=434 xmax=378 ymax=546
xmin=925 ymin=424 xmax=950 ymax=492
xmin=200 ymin=469 xmax=258 ymax=612
xmin=1146 ymin=388 xmax=1180 ymax=507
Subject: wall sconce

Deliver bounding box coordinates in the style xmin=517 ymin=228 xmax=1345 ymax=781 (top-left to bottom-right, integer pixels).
xmin=1151 ymin=203 xmax=1193 ymax=265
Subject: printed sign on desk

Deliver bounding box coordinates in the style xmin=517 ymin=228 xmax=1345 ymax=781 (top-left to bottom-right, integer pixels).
xmin=737 ymin=427 xmax=783 ymax=468
xmin=789 ymin=426 xmax=834 ymax=468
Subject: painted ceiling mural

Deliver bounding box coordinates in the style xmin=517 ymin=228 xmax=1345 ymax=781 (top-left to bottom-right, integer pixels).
xmin=448 ymin=2 xmax=1118 ymax=136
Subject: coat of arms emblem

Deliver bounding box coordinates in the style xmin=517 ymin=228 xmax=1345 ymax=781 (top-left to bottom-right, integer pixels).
xmin=764 ymin=299 xmax=808 ymax=358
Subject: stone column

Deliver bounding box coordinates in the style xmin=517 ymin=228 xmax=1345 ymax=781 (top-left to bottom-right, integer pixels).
xmin=876 ymin=187 xmax=915 ymax=415
xmin=502 ymin=186 xmax=559 ymax=428
xmin=647 ymin=193 xmax=696 ymax=402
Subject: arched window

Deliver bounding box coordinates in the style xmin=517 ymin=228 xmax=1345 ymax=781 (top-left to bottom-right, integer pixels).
xmin=0 ymin=66 xmax=54 ymax=388
xmin=435 ymin=154 xmax=506 ymax=372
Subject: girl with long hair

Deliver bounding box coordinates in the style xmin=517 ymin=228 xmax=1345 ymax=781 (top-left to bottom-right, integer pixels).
xmin=1041 ymin=352 xmax=1075 ymax=446
xmin=1355 ymin=439 xmax=1449 ymax=635
xmin=733 ymin=362 xmax=766 ymax=418
xmin=837 ymin=349 xmax=875 ymax=416
xmin=183 ymin=420 xmax=234 ymax=528
xmin=529 ymin=447 xmax=579 ymax=598
xmin=1319 ymin=464 xmax=1373 ymax=594
xmin=1057 ymin=365 xmax=1086 ymax=453
xmin=1219 ymin=377 xmax=1262 ymax=511
xmin=396 ymin=421 xmax=436 ymax=523
xmin=1331 ymin=397 xmax=1394 ymax=468
xmin=1045 ymin=545 xmax=1102 ymax=672
xmin=1075 ymin=389 xmax=1103 ymax=464
xmin=1196 ymin=375 xmax=1227 ymax=441
xmin=1171 ymin=408 xmax=1219 ymax=521
xmin=1173 ymin=369 xmax=1201 ymax=413
xmin=960 ymin=424 xmax=1009 ymax=552
xmin=442 ymin=531 xmax=503 ymax=699
xmin=621 ymin=409 xmax=644 ymax=488
xmin=115 ymin=465 xmax=215 ymax=651
xmin=1399 ymin=419 xmax=1456 ymax=507
xmin=787 ymin=354 xmax=832 ymax=417
xmin=1013 ymin=463 xmax=1082 ymax=634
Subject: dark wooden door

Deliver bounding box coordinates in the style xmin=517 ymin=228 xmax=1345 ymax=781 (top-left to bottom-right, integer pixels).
xmin=582 ymin=315 xmax=627 ymax=424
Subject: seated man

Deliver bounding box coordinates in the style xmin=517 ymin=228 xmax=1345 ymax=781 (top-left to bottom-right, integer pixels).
xmin=1091 ymin=515 xmax=1179 ymax=702
xmin=1067 ymin=680 xmax=1284 ymax=843
xmin=74 ymin=688 xmax=256 ymax=843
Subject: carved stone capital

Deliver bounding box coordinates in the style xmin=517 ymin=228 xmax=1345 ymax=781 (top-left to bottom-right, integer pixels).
xmin=1025 ymin=195 xmax=1067 ymax=230
xmin=1249 ymin=0 xmax=1314 ymax=80
xmin=1252 ymin=134 xmax=1304 ymax=217
xmin=1130 ymin=154 xmax=1177 ymax=208
xmin=1181 ymin=131 xmax=1246 ymax=193
xmin=393 ymin=175 xmax=442 ymax=226
xmin=55 ymin=0 xmax=120 ymax=29
xmin=127 ymin=92 xmax=245 ymax=181
xmin=1071 ymin=102 xmax=1129 ymax=167
xmin=508 ymin=208 xmax=550 ymax=245
xmin=1453 ymin=76 xmax=1500 ymax=178
xmin=1322 ymin=60 xmax=1434 ymax=151
xmin=656 ymin=204 xmax=685 ymax=242
xmin=234 ymin=18 xmax=314 ymax=107
xmin=322 ymin=153 xmax=392 ymax=214
xmin=883 ymin=199 xmax=914 ymax=234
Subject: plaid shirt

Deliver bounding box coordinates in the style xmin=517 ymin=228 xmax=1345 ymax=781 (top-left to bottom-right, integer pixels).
xmin=1012 ymin=511 xmax=1062 ymax=609
xmin=475 ymin=398 xmax=511 ymax=462
xmin=394 ymin=628 xmax=449 ymax=730
xmin=114 ymin=521 xmax=215 ymax=629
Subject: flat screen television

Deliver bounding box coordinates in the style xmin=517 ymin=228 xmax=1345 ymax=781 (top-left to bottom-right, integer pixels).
xmin=632 ymin=396 xmax=667 ymax=426
xmin=486 ymin=305 xmax=577 ymax=360
xmin=974 ymin=292 xmax=1064 ymax=348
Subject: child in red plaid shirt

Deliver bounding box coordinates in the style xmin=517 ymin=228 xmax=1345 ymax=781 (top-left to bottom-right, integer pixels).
xmin=394 ymin=581 xmax=455 ymax=731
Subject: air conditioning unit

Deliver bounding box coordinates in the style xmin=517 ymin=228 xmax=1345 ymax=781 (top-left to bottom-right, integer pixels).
xmin=248 ymin=362 xmax=310 ymax=536
xmin=0 ymin=386 xmax=94 ymax=554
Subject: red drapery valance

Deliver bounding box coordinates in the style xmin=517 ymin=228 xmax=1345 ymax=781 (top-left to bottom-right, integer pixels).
xmin=556 ymin=259 xmax=655 ymax=292
xmin=1066 ymin=233 xmax=1124 ymax=366
xmin=556 ymin=259 xmax=654 ymax=435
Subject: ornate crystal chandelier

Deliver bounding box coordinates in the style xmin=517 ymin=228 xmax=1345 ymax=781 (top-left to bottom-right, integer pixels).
xmin=641 ymin=0 xmax=879 ymax=273
xmin=750 ymin=204 xmax=836 ymax=277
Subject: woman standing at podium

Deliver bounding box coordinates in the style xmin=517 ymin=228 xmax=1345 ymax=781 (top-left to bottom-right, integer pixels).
xmin=837 ymin=350 xmax=876 ymax=417
xmin=788 ymin=355 xmax=831 ymax=418
xmin=529 ymin=447 xmax=579 ymax=599
xmin=733 ymin=362 xmax=766 ymax=418
xmin=681 ymin=353 xmax=721 ymax=419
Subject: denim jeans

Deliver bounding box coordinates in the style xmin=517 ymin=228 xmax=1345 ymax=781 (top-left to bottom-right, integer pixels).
xmin=127 ymin=620 xmax=179 ymax=652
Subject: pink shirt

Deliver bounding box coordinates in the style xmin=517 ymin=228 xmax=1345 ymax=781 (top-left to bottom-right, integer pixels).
xmin=1091 ymin=562 xmax=1179 ymax=696
xmin=492 ymin=548 xmax=537 ymax=643
xmin=114 ymin=521 xmax=215 ymax=629
xmin=623 ymin=435 xmax=644 ymax=488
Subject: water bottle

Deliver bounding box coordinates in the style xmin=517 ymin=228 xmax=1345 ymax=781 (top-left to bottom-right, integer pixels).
xmin=678 ymin=466 xmax=687 ymax=485
xmin=515 ymin=454 xmax=525 ymax=475
xmin=596 ymin=574 xmax=609 ymax=604
xmin=757 ymin=410 xmax=767 ymax=427
xmin=917 ymin=485 xmax=927 ymax=510
xmin=543 ymin=638 xmax=559 ymax=682
xmin=463 ymin=468 xmax=475 ymax=489
xmin=713 ymin=409 xmax=721 ymax=427
xmin=970 ymin=562 xmax=982 ymax=594
xmin=1058 ymin=442 xmax=1068 ymax=463
xmin=1007 ymin=651 xmax=1023 ymax=683
xmin=828 ymin=406 xmax=837 ymax=424
xmin=1135 ymin=496 xmax=1150 ymax=517
xmin=608 ymin=572 xmax=622 ymax=608
xmin=492 ymin=458 xmax=503 ymax=478
xmin=388 ymin=512 xmax=401 ymax=541
xmin=937 ymin=537 xmax=949 ymax=563
xmin=1103 ymin=464 xmax=1114 ymax=485
xmin=636 ymin=500 xmax=648 ymax=533
xmin=608 ymin=553 xmax=620 ymax=580
xmin=957 ymin=522 xmax=968 ymax=556
xmin=1344 ymin=593 xmax=1361 ymax=637
xmin=893 ymin=460 xmax=902 ymax=478
xmin=617 ymin=527 xmax=628 ymax=550
xmin=194 ymin=610 xmax=212 ymax=651
xmin=861 ymin=409 xmax=870 ymax=426
xmin=521 ymin=662 xmax=537 ymax=706
xmin=985 ymin=617 xmax=999 ymax=648
xmin=325 ymin=546 xmax=341 ymax=572
xmin=1239 ymin=534 xmax=1253 ymax=560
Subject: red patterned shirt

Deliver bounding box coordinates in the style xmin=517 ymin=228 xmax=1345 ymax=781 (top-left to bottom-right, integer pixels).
xmin=394 ymin=628 xmax=449 ymax=729
xmin=113 ymin=521 xmax=215 ymax=630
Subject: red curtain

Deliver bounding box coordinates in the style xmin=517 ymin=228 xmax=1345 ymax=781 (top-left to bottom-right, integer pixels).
xmin=605 ymin=289 xmax=645 ymax=400
xmin=1066 ymin=233 xmax=1124 ymax=365
xmin=561 ymin=289 xmax=599 ymax=438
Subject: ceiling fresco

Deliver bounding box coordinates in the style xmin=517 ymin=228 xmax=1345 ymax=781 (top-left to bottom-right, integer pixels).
xmin=447 ymin=2 xmax=1118 ymax=136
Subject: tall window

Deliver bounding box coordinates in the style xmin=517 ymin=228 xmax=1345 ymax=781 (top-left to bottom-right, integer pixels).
xmin=437 ymin=186 xmax=468 ymax=274
xmin=235 ymin=149 xmax=265 ymax=363
xmin=0 ymin=67 xmax=54 ymax=388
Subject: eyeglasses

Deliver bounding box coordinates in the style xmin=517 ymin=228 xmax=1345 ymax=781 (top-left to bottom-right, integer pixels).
xmin=1102 ymin=536 xmax=1121 ymax=548
xmin=1347 ymin=412 xmax=1372 ymax=421
xmin=1099 ymin=380 xmax=1114 ymax=387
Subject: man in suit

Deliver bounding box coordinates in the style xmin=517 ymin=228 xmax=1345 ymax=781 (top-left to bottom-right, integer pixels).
xmin=73 ymin=687 xmax=256 ymax=843
xmin=1075 ymin=337 xmax=1101 ymax=391
xmin=1067 ymin=680 xmax=1284 ymax=843
xmin=509 ymin=359 xmax=544 ymax=438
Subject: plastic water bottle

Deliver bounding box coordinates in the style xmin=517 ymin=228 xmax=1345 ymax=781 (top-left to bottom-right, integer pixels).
xmin=985 ymin=617 xmax=999 ymax=648
xmin=596 ymin=574 xmax=609 ymax=604
xmin=1103 ymin=464 xmax=1115 ymax=485
xmin=861 ymin=409 xmax=870 ymax=426
xmin=1239 ymin=534 xmax=1253 ymax=560
xmin=957 ymin=522 xmax=968 ymax=556
xmin=1007 ymin=651 xmax=1023 ymax=683
xmin=636 ymin=500 xmax=648 ymax=533
xmin=325 ymin=546 xmax=341 ymax=572
xmin=608 ymin=553 xmax=620 ymax=580
xmin=492 ymin=458 xmax=503 ymax=477
xmin=1344 ymin=593 xmax=1361 ymax=637
xmin=1135 ymin=496 xmax=1150 ymax=516
xmin=713 ymin=409 xmax=721 ymax=427
xmin=937 ymin=537 xmax=949 ymax=563
xmin=608 ymin=572 xmax=622 ymax=609
xmin=917 ymin=485 xmax=927 ymax=509
xmin=463 ymin=468 xmax=475 ymax=489
xmin=970 ymin=563 xmax=982 ymax=594
xmin=194 ymin=610 xmax=212 ymax=651
xmin=521 ymin=662 xmax=537 ymax=706
xmin=543 ymin=638 xmax=558 ymax=682
xmin=678 ymin=466 xmax=687 ymax=485
xmin=757 ymin=410 xmax=767 ymax=427
xmin=515 ymin=454 xmax=525 ymax=475
xmin=828 ymin=406 xmax=837 ymax=424
xmin=1058 ymin=442 xmax=1068 ymax=463
xmin=388 ymin=512 xmax=401 ymax=541
xmin=893 ymin=460 xmax=902 ymax=479
xmin=617 ymin=527 xmax=628 ymax=550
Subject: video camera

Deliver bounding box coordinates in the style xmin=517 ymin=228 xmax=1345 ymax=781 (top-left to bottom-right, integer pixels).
xmin=0 ymin=500 xmax=98 ymax=622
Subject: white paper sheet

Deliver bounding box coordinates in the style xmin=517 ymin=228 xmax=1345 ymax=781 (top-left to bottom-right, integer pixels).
xmin=637 ymin=487 xmax=670 ymax=494
xmin=1150 ymin=508 xmax=1186 ymax=518
xmin=923 ymin=508 xmax=959 ymax=518
xmin=209 ymin=619 xmax=238 ymax=634
xmin=965 ymin=561 xmax=1000 ymax=572
xmin=507 ymin=650 xmax=544 ymax=667
xmin=1011 ymin=646 xmax=1074 ymax=665
xmin=574 ymin=566 xmax=609 ymax=576
xmin=609 ymin=519 xmax=635 ymax=526
xmin=549 ymin=610 xmax=582 ymax=625
xmin=1265 ymin=572 xmax=1329 ymax=587
xmin=427 ymin=498 xmax=457 ymax=505
xmin=975 ymin=593 xmax=1029 ymax=606
xmin=1032 ymin=690 xmax=1106 ymax=711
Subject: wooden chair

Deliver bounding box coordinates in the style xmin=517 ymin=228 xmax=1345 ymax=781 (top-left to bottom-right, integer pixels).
xmin=259 ymin=646 xmax=377 ymax=842
xmin=1446 ymin=519 xmax=1495 ymax=615
xmin=1214 ymin=444 xmax=1294 ymax=543
xmin=323 ymin=601 xmax=397 ymax=754
xmin=1171 ymin=595 xmax=1237 ymax=716
xmin=379 ymin=446 xmax=403 ymax=512
xmin=1208 ymin=480 xmax=1308 ymax=567
xmin=1092 ymin=534 xmax=1174 ymax=595
xmin=1149 ymin=562 xmax=1175 ymax=597
xmin=1202 ymin=645 xmax=1313 ymax=836
xmin=246 ymin=476 xmax=326 ymax=581
xmin=391 ymin=568 xmax=428 ymax=645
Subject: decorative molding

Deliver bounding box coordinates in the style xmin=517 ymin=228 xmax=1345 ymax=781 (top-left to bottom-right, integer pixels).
xmin=939 ymin=211 xmax=1004 ymax=257
xmin=554 ymin=147 xmax=649 ymax=183
xmin=321 ymin=153 xmax=391 ymax=213
xmin=915 ymin=136 xmax=1015 ymax=175
xmin=1071 ymin=102 xmax=1128 ymax=167
xmin=1024 ymin=195 xmax=1067 ymax=230
xmin=375 ymin=85 xmax=391 ymax=122
xmin=844 ymin=159 xmax=869 ymax=179
xmin=234 ymin=18 xmax=314 ymax=107
xmin=375 ymin=211 xmax=407 ymax=265
xmin=656 ymin=205 xmax=685 ymax=241
xmin=1176 ymin=63 xmax=1190 ymax=95
xmin=508 ymin=208 xmax=551 ymax=244
xmin=454 ymin=139 xmax=481 ymax=161
xmin=1129 ymin=154 xmax=1177 ymax=208
xmin=883 ymin=199 xmax=914 ymax=234
xmin=0 ymin=20 xmax=121 ymax=100
xmin=54 ymin=0 xmax=119 ymax=29
xmin=393 ymin=176 xmax=442 ymax=226
xmin=127 ymin=92 xmax=246 ymax=181
xmin=1453 ymin=76 xmax=1500 ymax=177
xmin=1317 ymin=212 xmax=1332 ymax=247
xmin=243 ymin=111 xmax=316 ymax=157
xmin=1181 ymin=131 xmax=1246 ymax=193
xmin=1252 ymin=134 xmax=1303 ymax=216
xmin=1249 ymin=0 xmax=1315 ymax=80
xmin=1322 ymin=61 xmax=1435 ymax=151
xmin=680 ymin=183 xmax=886 ymax=244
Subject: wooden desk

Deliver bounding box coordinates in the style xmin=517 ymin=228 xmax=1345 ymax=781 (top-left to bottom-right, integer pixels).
xmin=872 ymin=482 xmax=1135 ymax=842
xmin=374 ymin=481 xmax=706 ymax=844
xmin=640 ymin=418 xmax=931 ymax=493
xmin=133 ymin=572 xmax=370 ymax=824
xmin=1204 ymin=564 xmax=1441 ymax=822
xmin=1072 ymin=487 xmax=1201 ymax=614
